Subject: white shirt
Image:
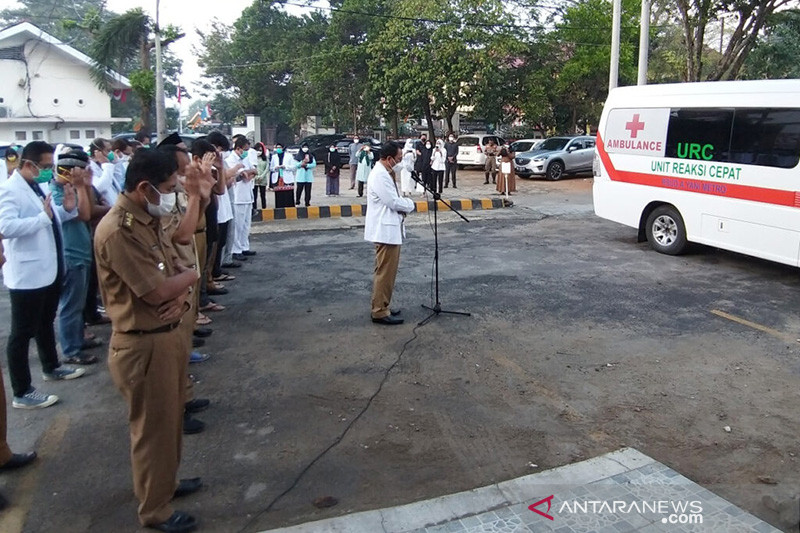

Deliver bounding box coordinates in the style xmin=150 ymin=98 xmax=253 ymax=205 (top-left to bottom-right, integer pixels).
xmin=216 ymin=157 xmax=235 ymax=224
xmin=226 ymin=151 xmax=255 ymax=205
xmin=90 ymin=159 xmax=121 ymax=206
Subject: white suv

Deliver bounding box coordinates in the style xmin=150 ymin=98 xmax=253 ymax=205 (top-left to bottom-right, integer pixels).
xmin=456 ymin=134 xmax=505 ymax=168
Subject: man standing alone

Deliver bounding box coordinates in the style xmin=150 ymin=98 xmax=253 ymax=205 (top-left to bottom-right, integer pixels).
xmin=444 ymin=134 xmax=458 ymax=188
xmin=365 ymin=143 xmax=416 ymax=325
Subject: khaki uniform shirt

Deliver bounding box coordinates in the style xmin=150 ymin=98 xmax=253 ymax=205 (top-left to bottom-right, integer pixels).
xmin=161 ymin=192 xmax=196 ymax=269
xmin=94 ymin=193 xmax=187 ymax=333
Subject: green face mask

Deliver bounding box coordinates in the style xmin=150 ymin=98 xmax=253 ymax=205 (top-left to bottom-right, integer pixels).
xmin=276 ymin=148 xmax=283 ymax=154
xmin=35 ymin=168 xmax=53 ymax=183
xmin=107 ymin=151 xmax=115 ymax=162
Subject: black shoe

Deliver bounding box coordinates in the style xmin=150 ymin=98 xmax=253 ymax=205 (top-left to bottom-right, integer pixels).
xmin=81 ymin=338 xmax=103 ymax=350
xmin=444 ymin=184 xmax=449 ymax=188
xmin=0 ymin=451 xmax=36 ymax=471
xmin=220 ymin=262 xmax=242 ymax=269
xmin=193 ymin=328 xmax=213 ymax=338
xmin=185 ymin=398 xmax=210 ymax=414
xmin=241 ymin=250 xmax=256 ymax=256
xmin=173 ymin=477 xmax=203 ymax=499
xmin=148 ymin=511 xmax=197 ymax=533
xmin=192 ymin=337 xmax=205 ymax=349
xmin=183 ymin=413 xmax=205 ymax=435
xmin=390 ymin=309 xmax=402 ymax=316
xmin=483 ymin=181 xmax=489 ymax=184
xmin=231 ymin=254 xmax=248 ymax=261
xmin=372 ymin=315 xmax=404 ymax=325
xmin=207 ymin=287 xmax=228 ymax=296
xmin=453 ymin=185 xmax=457 ymax=188
xmin=492 ymin=180 xmax=496 ymax=184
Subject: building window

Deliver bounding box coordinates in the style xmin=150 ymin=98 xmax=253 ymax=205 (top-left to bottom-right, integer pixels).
xmin=32 ymin=131 xmax=43 ymax=140
xmin=69 ymin=130 xmax=80 ymax=140
xmin=14 ymin=131 xmax=26 ymax=141
xmin=85 ymin=129 xmax=95 ymax=139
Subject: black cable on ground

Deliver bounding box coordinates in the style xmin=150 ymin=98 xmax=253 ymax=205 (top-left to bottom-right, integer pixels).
xmin=237 ymin=323 xmax=425 ymax=533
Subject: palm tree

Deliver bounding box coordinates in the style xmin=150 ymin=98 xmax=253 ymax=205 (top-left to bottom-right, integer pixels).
xmin=89 ymin=8 xmax=182 ymax=135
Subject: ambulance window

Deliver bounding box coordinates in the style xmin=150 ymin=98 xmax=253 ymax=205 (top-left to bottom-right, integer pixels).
xmin=729 ymin=109 xmax=800 ymax=169
xmin=665 ymin=108 xmax=733 ymax=162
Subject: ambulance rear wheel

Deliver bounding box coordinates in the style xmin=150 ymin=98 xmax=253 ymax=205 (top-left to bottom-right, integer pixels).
xmin=645 ymin=205 xmax=687 ymax=255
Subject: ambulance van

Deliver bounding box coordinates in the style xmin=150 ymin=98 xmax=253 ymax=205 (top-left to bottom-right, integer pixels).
xmin=593 ymin=79 xmax=800 ymax=266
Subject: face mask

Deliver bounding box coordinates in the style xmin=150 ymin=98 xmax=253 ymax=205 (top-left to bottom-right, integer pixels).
xmin=449 ymin=137 xmax=454 ymax=142
xmin=426 ymin=143 xmax=432 ymax=149
xmin=276 ymin=148 xmax=283 ymax=154
xmin=239 ymin=150 xmax=248 ymax=159
xmin=146 ymin=184 xmax=176 ymax=217
xmin=35 ymin=168 xmax=53 ymax=183
xmin=107 ymin=151 xmax=115 ymax=162
xmin=329 ymin=147 xmax=336 ymax=152
xmin=353 ymin=138 xmax=359 ymax=143
xmin=392 ymin=157 xmax=403 ymax=173
xmin=302 ymin=147 xmax=309 ymax=153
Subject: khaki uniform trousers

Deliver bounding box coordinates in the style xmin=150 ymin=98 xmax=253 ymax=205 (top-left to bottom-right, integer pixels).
xmin=183 ymin=232 xmax=206 ymax=403
xmin=371 ymin=243 xmax=401 ymax=319
xmin=0 ymin=362 xmax=13 ymax=465
xmin=109 ymin=329 xmax=188 ymax=526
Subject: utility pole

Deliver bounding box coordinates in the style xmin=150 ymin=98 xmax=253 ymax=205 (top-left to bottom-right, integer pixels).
xmin=637 ymin=0 xmax=650 ymax=85
xmin=609 ymin=0 xmax=622 ymax=90
xmin=154 ymin=0 xmax=166 ymax=142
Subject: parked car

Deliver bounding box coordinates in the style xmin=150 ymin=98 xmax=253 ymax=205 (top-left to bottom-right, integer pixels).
xmin=332 ymin=138 xmax=383 ymax=167
xmin=455 ymin=134 xmax=506 ymax=168
xmin=509 ymin=138 xmax=544 ymax=154
xmin=113 ymin=132 xmax=201 ymax=148
xmin=515 ymin=135 xmax=596 ymax=180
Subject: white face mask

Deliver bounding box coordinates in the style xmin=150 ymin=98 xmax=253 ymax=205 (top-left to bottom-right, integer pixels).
xmin=449 ymin=137 xmax=454 ymax=142
xmin=302 ymin=147 xmax=309 ymax=153
xmin=146 ymin=184 xmax=176 ymax=217
xmin=426 ymin=143 xmax=432 ymax=149
xmin=392 ymin=156 xmax=403 ymax=174
xmin=353 ymin=138 xmax=359 ymax=143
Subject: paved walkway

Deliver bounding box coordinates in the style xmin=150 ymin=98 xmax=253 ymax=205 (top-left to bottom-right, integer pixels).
xmin=261 ymin=448 xmax=780 ymax=533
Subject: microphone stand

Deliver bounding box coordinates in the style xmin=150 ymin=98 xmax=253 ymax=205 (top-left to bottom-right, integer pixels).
xmin=410 ymin=171 xmax=471 ymax=326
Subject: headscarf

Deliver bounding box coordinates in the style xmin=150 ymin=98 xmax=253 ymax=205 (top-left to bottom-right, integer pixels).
xmin=295 ymin=142 xmax=315 ymax=164
xmin=157 ymin=131 xmax=183 ymax=147
xmin=403 ymin=139 xmax=414 ymax=153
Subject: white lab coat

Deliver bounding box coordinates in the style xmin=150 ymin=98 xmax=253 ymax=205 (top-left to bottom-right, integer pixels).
xmin=364 ymin=162 xmax=415 ymax=245
xmin=0 ymin=171 xmax=74 ymax=289
xmin=226 ymin=151 xmax=255 ymax=204
xmin=400 ymin=150 xmax=416 ymax=194
xmin=269 ymin=153 xmax=295 ymax=185
xmin=91 ymin=160 xmax=121 ymax=206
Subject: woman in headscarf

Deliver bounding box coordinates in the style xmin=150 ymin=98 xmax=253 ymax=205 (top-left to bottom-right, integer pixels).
xmin=431 ymin=138 xmax=447 ymax=193
xmin=253 ymin=142 xmax=270 ymax=209
xmin=324 ymin=142 xmax=342 ymax=196
xmin=414 ymin=137 xmax=433 ymax=191
xmin=355 ymin=144 xmax=374 ymax=197
xmin=294 ymin=142 xmax=317 ymax=206
xmin=269 ymin=143 xmax=294 ymax=188
xmin=400 ymin=139 xmax=416 ymax=197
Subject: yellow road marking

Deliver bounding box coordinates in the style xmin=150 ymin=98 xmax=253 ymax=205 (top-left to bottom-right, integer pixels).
xmin=0 ymin=414 xmax=71 ymax=533
xmin=710 ymin=309 xmax=796 ymax=343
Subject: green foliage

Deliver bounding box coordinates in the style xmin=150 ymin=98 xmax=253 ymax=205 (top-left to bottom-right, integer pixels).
xmin=89 ymin=8 xmax=151 ymax=91
xmin=128 ymin=70 xmax=156 ymax=103
xmin=742 ymin=9 xmax=800 ymax=79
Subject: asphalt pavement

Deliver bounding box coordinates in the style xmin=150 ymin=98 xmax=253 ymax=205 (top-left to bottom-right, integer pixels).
xmin=1 ymin=172 xmax=798 ymax=532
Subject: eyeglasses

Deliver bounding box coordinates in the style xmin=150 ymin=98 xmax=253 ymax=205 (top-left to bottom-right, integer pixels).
xmin=23 ymin=159 xmax=54 ymax=171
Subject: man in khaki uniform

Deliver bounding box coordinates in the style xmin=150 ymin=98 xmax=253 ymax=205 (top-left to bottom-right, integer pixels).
xmin=94 ymin=148 xmax=201 ymax=533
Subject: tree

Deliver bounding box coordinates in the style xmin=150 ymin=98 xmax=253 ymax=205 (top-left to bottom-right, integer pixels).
xmin=368 ymin=0 xmax=523 ymax=139
xmin=741 ymin=9 xmax=800 ymax=79
xmin=197 ymin=1 xmax=326 ymax=131
xmin=89 ymin=8 xmax=184 ymax=134
xmin=673 ymin=0 xmax=793 ymax=81
xmin=0 ymin=0 xmax=111 ymax=55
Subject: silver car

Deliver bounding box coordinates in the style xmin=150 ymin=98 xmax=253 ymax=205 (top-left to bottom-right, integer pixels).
xmin=514 ymin=136 xmax=596 ymax=180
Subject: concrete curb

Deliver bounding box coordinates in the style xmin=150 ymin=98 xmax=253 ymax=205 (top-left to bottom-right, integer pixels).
xmin=254 ymin=198 xmax=512 ymax=222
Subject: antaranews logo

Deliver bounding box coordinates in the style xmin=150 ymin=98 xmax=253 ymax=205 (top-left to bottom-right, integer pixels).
xmin=528 ymin=494 xmax=704 ymax=525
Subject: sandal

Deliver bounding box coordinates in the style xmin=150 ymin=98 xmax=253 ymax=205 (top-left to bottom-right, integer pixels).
xmin=213 ymin=274 xmax=235 ymax=282
xmin=200 ymin=302 xmax=226 ymax=312
xmin=63 ymin=355 xmax=99 ymax=365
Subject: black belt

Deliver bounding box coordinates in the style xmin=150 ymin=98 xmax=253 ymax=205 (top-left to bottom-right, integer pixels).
xmin=120 ymin=322 xmax=180 ymax=335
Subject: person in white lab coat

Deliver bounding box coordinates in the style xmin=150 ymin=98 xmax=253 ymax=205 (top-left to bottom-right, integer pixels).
xmin=89 ymin=138 xmax=120 ymax=207
xmin=226 ymin=137 xmax=257 ymax=260
xmin=400 ymin=139 xmax=417 ymax=197
xmin=364 ymin=143 xmax=416 ymax=325
xmin=0 ymin=141 xmax=86 ymax=409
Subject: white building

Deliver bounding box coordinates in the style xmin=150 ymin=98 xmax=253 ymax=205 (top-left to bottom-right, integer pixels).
xmin=0 ymin=22 xmax=130 ymax=146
